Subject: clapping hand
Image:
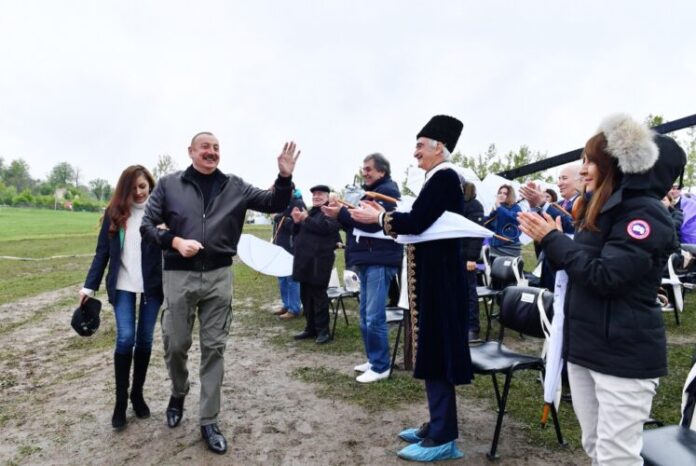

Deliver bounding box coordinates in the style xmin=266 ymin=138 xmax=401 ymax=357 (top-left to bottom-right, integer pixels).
xmin=278 ymin=142 xmax=301 ymax=177
xmin=349 ymin=200 xmax=384 ymax=224
xmin=519 ymin=181 xmax=544 ymax=208
xmin=321 ymin=201 xmax=342 ymax=219
xmin=291 ymin=206 xmax=308 ymax=223
xmin=517 ymin=211 xmax=561 ymax=242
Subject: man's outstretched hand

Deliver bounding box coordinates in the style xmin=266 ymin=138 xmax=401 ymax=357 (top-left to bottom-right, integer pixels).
xmin=278 ymin=142 xmax=300 ymax=177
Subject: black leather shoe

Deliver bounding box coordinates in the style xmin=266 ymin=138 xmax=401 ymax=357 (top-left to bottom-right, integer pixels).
xmin=315 ymin=330 xmax=331 ymax=345
xmin=166 ymin=396 xmax=185 ymax=428
xmin=201 ymin=423 xmax=228 ymax=454
xmin=293 ymin=330 xmax=316 ymax=340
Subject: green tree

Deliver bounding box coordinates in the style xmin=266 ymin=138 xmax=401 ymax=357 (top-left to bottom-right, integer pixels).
xmin=454 ymin=144 xmax=553 ymax=183
xmin=152 ymin=154 xmax=178 ymax=179
xmin=48 ymin=162 xmax=76 ymax=188
xmin=2 ymin=158 xmax=33 ymax=192
xmin=681 ymin=127 xmax=696 ymax=192
xmin=452 ymin=144 xmax=499 ymax=180
xmin=89 ymin=178 xmax=112 ymax=201
xmin=645 ymin=114 xmax=665 ymax=128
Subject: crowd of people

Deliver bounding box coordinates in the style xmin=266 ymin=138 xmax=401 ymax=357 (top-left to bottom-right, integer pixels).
xmin=79 ymin=113 xmax=688 ymax=464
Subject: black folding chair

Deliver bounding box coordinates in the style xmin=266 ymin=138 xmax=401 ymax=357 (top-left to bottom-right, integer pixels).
xmin=642 ymin=360 xmax=696 ymax=466
xmin=661 ymin=252 xmax=686 ymax=325
xmin=385 ymin=306 xmax=406 ymax=378
xmin=476 ymin=256 xmax=526 ymax=341
xmin=470 ymin=285 xmax=565 ymax=459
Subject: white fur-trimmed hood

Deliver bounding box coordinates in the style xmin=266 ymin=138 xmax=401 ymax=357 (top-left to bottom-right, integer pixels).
xmin=598 ymin=113 xmax=658 ymax=174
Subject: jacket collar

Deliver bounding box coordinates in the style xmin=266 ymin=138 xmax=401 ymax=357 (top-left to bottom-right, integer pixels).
xmin=363 ymin=175 xmax=392 ymax=191
xmin=182 ymin=165 xmax=228 ymax=184
xmin=424 ymin=161 xmax=456 ymax=184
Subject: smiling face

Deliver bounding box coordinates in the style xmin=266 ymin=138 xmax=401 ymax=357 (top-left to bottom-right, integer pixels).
xmin=361 ymin=158 xmax=385 ymax=186
xmin=557 ymin=165 xmax=580 ymax=200
xmin=311 ymin=190 xmax=329 ymax=207
xmin=131 ymin=174 xmax=151 ymax=204
xmin=669 ymin=185 xmax=681 ymax=199
xmin=413 ymin=137 xmax=443 ymax=171
xmin=580 ymin=155 xmax=600 ymax=193
xmin=189 ymin=133 xmax=220 ymax=174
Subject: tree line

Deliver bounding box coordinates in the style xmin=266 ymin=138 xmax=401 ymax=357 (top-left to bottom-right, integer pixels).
xmin=0 ymin=154 xmax=177 ymax=212
xmin=3 ymin=116 xmax=695 ymax=212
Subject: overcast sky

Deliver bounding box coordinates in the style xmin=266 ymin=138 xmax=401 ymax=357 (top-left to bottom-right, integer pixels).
xmin=1 ymin=0 xmax=695 ymax=195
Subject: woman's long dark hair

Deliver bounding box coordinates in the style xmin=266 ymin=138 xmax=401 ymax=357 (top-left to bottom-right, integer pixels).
xmin=498 ymin=184 xmax=517 ymax=206
xmin=103 ymin=165 xmax=155 ymax=237
xmin=574 ymin=133 xmax=621 ymax=232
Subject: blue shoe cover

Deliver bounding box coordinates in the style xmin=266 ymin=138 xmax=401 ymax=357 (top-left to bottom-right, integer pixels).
xmin=397 ymin=440 xmax=464 ymax=462
xmin=398 ymin=427 xmax=423 ymax=443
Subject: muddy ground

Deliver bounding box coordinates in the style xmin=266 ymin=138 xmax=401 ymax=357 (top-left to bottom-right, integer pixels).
xmin=0 ymin=287 xmax=586 ymax=465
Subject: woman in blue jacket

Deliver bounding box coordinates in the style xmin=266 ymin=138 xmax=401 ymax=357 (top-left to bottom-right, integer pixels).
xmin=486 ymin=184 xmax=522 ymax=258
xmin=80 ymin=165 xmax=163 ymax=430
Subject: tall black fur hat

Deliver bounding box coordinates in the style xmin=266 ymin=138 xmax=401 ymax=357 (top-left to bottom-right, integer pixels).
xmin=416 ymin=115 xmax=463 ymax=152
xmin=71 ymin=297 xmax=101 ymax=337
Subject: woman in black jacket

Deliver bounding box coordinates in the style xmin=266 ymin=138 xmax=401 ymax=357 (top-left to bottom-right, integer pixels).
xmin=80 ymin=165 xmax=163 ymax=430
xmin=519 ymin=114 xmax=686 ymax=465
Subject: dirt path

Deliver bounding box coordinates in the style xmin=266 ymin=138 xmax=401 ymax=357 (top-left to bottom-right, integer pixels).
xmin=0 ymin=288 xmax=585 ymax=465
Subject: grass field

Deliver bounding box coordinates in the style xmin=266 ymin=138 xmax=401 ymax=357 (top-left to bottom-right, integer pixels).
xmin=1 ymin=206 xmax=694 ymax=456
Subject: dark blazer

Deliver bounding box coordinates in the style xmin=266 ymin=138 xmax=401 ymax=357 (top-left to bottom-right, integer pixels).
xmin=461 ymin=197 xmax=484 ymax=261
xmin=292 ymin=206 xmax=340 ymax=287
xmin=84 ymin=215 xmax=163 ymax=304
xmin=538 ymin=196 xmax=577 ymax=290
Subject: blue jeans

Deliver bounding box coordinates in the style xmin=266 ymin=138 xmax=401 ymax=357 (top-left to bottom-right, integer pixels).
xmin=113 ymin=290 xmax=161 ymax=355
xmin=278 ymin=276 xmax=301 ymax=315
xmin=357 ymin=265 xmax=398 ymax=373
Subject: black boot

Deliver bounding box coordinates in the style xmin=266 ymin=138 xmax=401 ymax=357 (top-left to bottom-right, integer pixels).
xmin=166 ymin=395 xmax=185 ymax=428
xmin=112 ymin=352 xmax=132 ymax=430
xmin=130 ymin=349 xmax=151 ymax=418
xmin=315 ymin=328 xmax=331 ymax=344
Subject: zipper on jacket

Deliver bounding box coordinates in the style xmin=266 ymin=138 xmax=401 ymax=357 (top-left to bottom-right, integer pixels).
xmin=182 ymin=176 xmax=208 ymax=270
xmin=202 ymin=212 xmax=206 ymax=271
xmin=181 ymin=171 xmax=231 ymax=270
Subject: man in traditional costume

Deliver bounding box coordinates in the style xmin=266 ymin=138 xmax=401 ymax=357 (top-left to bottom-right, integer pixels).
xmin=350 ymin=115 xmax=471 ymax=462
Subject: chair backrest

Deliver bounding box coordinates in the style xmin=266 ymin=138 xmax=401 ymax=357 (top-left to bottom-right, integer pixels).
xmin=481 ymin=244 xmax=492 ymax=286
xmin=668 ymin=252 xmax=683 ymax=279
xmin=343 ymin=270 xmax=360 ymax=292
xmin=498 ymin=286 xmax=554 ymax=339
xmin=328 ymin=268 xmax=340 ymax=288
xmin=490 ymin=256 xmax=525 ymax=290
xmin=682 ymin=361 xmax=696 ymax=430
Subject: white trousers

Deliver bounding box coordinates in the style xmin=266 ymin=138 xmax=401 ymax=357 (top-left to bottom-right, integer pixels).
xmin=567 ymin=363 xmax=658 ymax=466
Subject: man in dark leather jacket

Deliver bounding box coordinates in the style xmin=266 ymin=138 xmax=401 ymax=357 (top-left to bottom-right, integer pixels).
xmin=141 ymin=132 xmax=299 ymax=454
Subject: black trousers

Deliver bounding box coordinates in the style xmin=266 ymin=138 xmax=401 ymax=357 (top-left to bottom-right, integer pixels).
xmin=300 ymin=282 xmax=330 ymax=334
xmin=425 ymin=379 xmax=458 ymax=444
xmin=465 ymin=270 xmax=479 ymax=334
